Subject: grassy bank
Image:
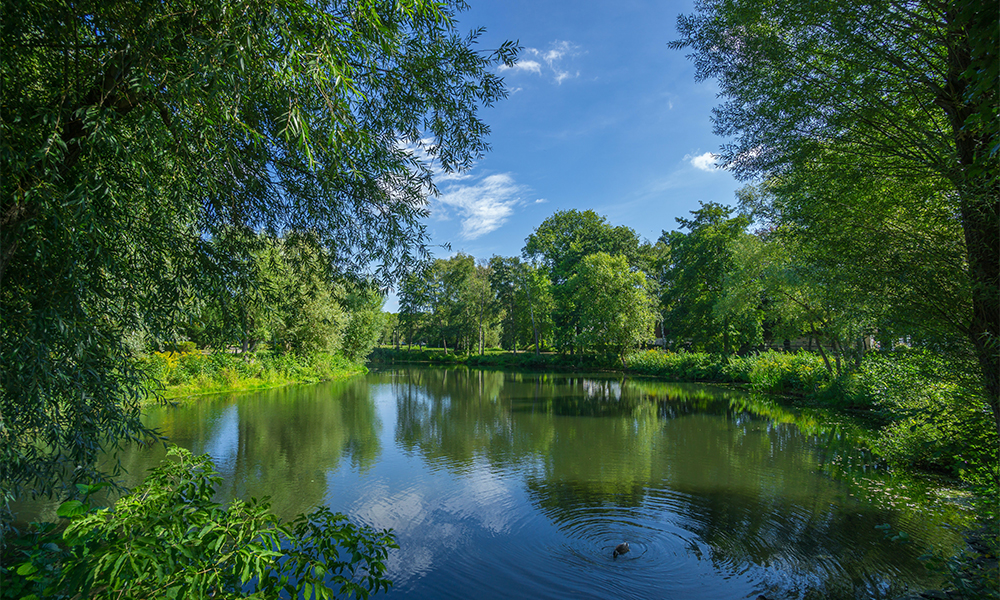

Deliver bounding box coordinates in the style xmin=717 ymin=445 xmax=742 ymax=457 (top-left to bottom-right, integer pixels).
xmin=140 ymin=349 xmax=367 ymax=401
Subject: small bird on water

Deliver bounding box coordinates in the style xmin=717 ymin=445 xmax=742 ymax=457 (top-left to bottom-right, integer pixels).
xmin=613 ymin=542 xmax=630 ymax=559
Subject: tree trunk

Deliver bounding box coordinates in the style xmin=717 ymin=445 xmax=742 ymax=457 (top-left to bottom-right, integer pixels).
xmin=478 ymin=297 xmax=485 ymax=356
xmin=854 ymin=335 xmax=865 ymax=370
xmin=831 ymin=337 xmax=843 ymax=376
xmin=723 ymin=316 xmax=730 ymax=355
xmin=527 ymin=280 xmax=540 ymax=356
xmin=940 ymin=8 xmax=1000 ymax=435
xmin=812 ymin=327 xmax=834 ymax=375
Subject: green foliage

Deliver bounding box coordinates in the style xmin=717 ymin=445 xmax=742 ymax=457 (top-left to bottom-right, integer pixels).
xmin=488 ymin=255 xmax=537 ymax=352
xmin=728 ymin=351 xmax=830 ymax=395
xmin=341 ymin=288 xmax=388 ymax=363
xmin=673 ymin=0 xmax=999 ymax=431
xmin=396 ymin=254 xmax=500 ymax=355
xmin=1 ymin=0 xmax=517 ymax=526
xmin=141 ymin=350 xmax=362 ymax=398
xmin=658 ymin=202 xmax=760 ymax=354
xmin=568 ymin=252 xmax=656 ymax=362
xmin=851 ymin=351 xmax=998 ymax=481
xmin=623 ymin=350 xmax=729 ymax=382
xmin=6 ymin=448 xmax=396 ymax=600
xmin=523 ymin=209 xmax=644 ymax=354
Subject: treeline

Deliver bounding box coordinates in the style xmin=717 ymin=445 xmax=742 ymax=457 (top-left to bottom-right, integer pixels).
xmin=389 ymin=209 xmax=655 ymax=363
xmin=142 ymin=232 xmax=386 ymax=364
xmin=388 ymin=201 xmax=962 ymax=379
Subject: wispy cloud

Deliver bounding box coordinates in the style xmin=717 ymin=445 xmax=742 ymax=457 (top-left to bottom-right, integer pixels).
xmin=687 ymin=151 xmax=719 ymax=172
xmin=500 ymin=59 xmax=542 ymax=75
xmin=434 ymin=173 xmax=530 ymax=239
xmin=499 ymin=40 xmax=582 ymax=85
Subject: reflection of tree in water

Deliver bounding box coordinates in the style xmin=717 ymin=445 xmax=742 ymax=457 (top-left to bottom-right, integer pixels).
xmin=114 ymin=378 xmax=382 ymax=520
xmin=388 ymin=367 xmax=964 ymax=599
xmin=393 ymin=368 xmax=513 ymax=471
xmin=673 ymin=488 xmax=939 ymax=599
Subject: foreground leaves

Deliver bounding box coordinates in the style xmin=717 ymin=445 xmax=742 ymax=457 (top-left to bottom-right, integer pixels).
xmin=14 ymin=447 xmax=397 ymax=600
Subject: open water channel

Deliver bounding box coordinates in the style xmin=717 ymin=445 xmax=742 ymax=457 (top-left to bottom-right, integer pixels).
xmin=17 ymin=366 xmax=973 ymax=598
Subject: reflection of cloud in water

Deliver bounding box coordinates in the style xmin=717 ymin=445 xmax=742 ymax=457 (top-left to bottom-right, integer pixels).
xmin=350 ymin=482 xmax=463 ymax=585
xmin=442 ymin=457 xmax=517 ymax=535
xmin=202 ymin=404 xmax=239 ymax=472
xmin=349 ymin=458 xmax=518 ymax=585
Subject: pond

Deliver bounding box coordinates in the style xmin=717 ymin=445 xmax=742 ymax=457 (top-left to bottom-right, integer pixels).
xmin=16 ymin=366 xmax=972 ymax=599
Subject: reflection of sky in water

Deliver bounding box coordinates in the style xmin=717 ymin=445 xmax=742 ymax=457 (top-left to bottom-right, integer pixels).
xmin=331 ymin=383 xmax=531 ymax=588
xmin=201 ymin=404 xmax=239 ymax=473
xmin=583 ymin=379 xmax=621 ymax=400
xmin=14 ymin=369 xmax=967 ymax=599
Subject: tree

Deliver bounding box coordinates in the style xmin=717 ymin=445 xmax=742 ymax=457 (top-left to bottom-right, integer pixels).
xmin=523 ymin=210 xmax=642 ymax=354
xmin=736 ymin=163 xmax=972 ymax=365
xmin=521 ymin=263 xmax=556 ymax=354
xmin=467 ymin=262 xmax=498 ymax=355
xmin=488 ymin=256 xmax=525 ymax=352
xmin=659 ymin=203 xmax=760 ymax=354
xmin=719 ymin=228 xmax=881 ymax=376
xmin=0 ymin=0 xmax=517 ymax=525
xmin=672 ymin=0 xmax=999 ymax=431
xmin=342 ymin=286 xmax=388 ymax=363
xmin=398 ymin=270 xmax=432 ymax=349
xmin=568 ymin=252 xmax=656 ymax=363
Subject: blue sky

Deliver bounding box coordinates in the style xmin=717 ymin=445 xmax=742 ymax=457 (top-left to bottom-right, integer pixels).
xmin=388 ymin=0 xmax=745 ymax=308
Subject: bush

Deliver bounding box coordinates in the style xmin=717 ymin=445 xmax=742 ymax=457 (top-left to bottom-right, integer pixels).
xmin=861 ymin=355 xmax=996 ymax=480
xmin=5 ymin=448 xmax=396 ymax=600
xmin=624 ymin=350 xmax=727 ymax=382
xmin=137 ymin=349 xmax=366 ymax=397
xmin=731 ymin=350 xmax=830 ymax=395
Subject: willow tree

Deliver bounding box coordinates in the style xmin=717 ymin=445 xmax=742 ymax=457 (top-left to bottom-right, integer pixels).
xmin=0 ymin=0 xmax=516 ymax=520
xmin=673 ymin=0 xmax=999 ymax=433
xmin=568 ymin=252 xmax=656 ymax=364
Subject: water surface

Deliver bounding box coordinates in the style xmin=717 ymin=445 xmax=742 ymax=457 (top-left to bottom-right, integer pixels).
xmin=19 ymin=367 xmax=972 ymax=599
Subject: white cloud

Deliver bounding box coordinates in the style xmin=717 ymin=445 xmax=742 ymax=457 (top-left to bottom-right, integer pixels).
xmin=687 ymin=151 xmax=719 ymax=172
xmin=434 ymin=173 xmax=527 ymax=239
xmin=499 ymin=59 xmax=542 ymax=75
xmin=501 ymin=40 xmax=582 ymax=85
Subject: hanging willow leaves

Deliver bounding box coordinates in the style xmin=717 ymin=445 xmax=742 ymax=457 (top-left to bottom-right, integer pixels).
xmin=0 ymin=0 xmax=517 ymax=526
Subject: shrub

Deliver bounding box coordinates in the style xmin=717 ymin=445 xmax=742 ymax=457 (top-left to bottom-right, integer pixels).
xmin=7 ymin=448 xmax=396 ymax=600
xmin=731 ymin=350 xmax=830 ymax=395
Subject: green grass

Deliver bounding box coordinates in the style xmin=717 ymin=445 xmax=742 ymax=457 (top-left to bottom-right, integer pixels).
xmin=139 ymin=350 xmax=366 ymax=402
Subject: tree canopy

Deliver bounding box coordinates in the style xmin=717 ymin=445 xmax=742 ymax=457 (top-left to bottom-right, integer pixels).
xmin=1 ymin=0 xmax=517 ymax=518
xmin=659 ymin=202 xmax=757 ymax=354
xmin=673 ymin=0 xmax=999 ymax=433
xmin=523 ymin=209 xmax=644 ymax=354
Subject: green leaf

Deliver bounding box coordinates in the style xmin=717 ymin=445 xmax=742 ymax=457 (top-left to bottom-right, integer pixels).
xmin=57 ymin=500 xmax=87 ymax=519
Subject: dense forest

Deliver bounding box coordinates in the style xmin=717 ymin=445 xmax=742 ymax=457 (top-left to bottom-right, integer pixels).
xmin=1 ymin=0 xmax=996 ymax=597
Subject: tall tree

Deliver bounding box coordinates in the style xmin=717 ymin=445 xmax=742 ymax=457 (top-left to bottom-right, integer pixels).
xmin=660 ymin=203 xmax=759 ymax=354
xmin=488 ymin=256 xmax=526 ymax=352
xmin=673 ymin=0 xmax=999 ymax=431
xmin=0 ymin=0 xmax=517 ymax=519
xmin=523 ymin=210 xmax=642 ymax=354
xmin=568 ymin=252 xmax=656 ymax=364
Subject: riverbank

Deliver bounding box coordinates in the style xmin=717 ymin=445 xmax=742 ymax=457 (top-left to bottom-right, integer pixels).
xmin=141 ymin=349 xmax=367 ymax=403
